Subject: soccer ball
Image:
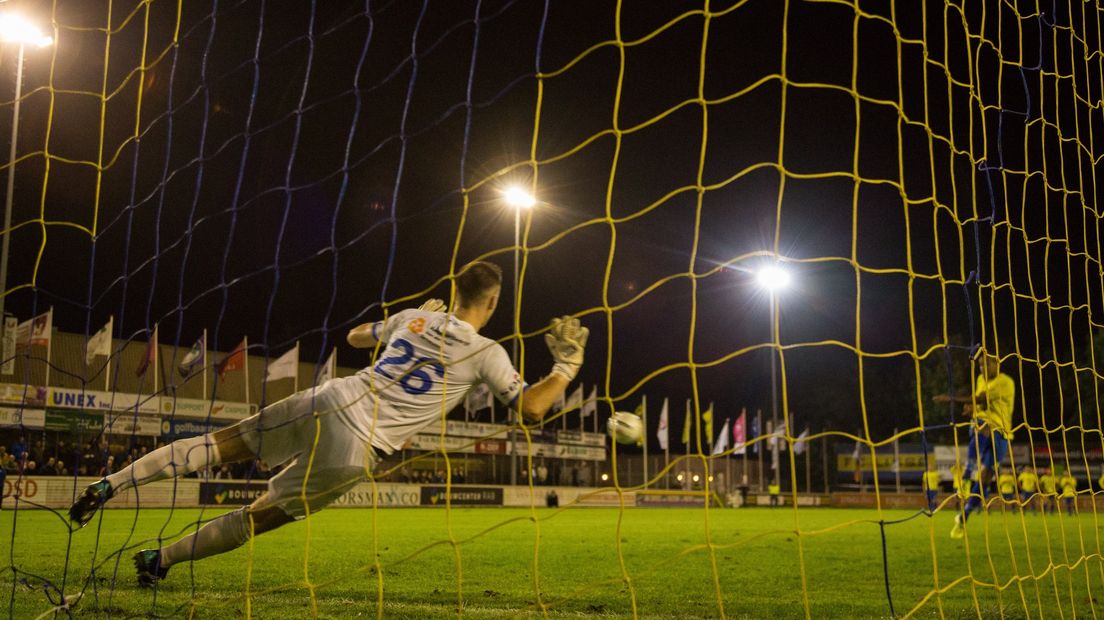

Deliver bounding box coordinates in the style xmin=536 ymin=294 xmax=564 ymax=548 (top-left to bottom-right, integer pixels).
xmin=607 ymin=411 xmax=644 ymax=445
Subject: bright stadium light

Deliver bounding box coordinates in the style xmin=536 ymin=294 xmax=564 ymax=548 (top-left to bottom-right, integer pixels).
xmin=0 ymin=14 xmax=53 ymax=47
xmin=692 ymin=474 xmax=700 ymax=483
xmin=503 ymin=186 xmax=536 ymax=209
xmin=600 ymin=473 xmax=609 ymax=482
xmin=756 ymin=264 xmax=791 ymax=291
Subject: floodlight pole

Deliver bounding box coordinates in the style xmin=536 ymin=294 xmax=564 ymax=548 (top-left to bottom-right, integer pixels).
xmin=0 ymin=43 xmax=24 ymax=337
xmin=509 ymin=206 xmax=520 ymax=486
xmin=770 ymin=291 xmax=780 ymax=488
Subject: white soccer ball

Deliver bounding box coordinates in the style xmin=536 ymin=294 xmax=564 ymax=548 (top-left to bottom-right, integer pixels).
xmin=607 ymin=411 xmax=644 ymax=445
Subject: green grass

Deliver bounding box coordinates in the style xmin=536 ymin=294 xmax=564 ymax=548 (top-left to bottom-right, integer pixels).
xmin=8 ymin=503 xmax=1104 ymax=618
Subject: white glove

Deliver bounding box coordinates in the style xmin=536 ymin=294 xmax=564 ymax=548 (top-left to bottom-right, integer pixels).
xmin=419 ymin=298 xmax=446 ymax=313
xmin=545 ymin=316 xmax=588 ymax=381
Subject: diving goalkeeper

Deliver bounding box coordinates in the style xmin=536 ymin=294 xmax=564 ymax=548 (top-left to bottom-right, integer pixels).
xmin=68 ymin=261 xmax=588 ymax=586
xmin=934 ymin=351 xmax=1016 ymax=539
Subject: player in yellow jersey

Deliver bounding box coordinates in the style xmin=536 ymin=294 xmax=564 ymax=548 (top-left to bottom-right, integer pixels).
xmin=1059 ymin=469 xmax=1077 ymax=516
xmin=1018 ymin=466 xmax=1039 ymax=513
xmin=922 ymin=460 xmax=942 ymax=512
xmin=997 ymin=466 xmax=1017 ymax=507
xmin=950 ymin=462 xmax=966 ymax=510
xmin=1039 ymin=467 xmax=1058 ymax=514
xmin=935 ymin=351 xmax=1015 ymax=539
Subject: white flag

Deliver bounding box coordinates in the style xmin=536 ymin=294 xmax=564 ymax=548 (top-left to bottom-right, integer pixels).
xmin=86 ymin=317 xmax=113 ymax=364
xmin=265 ymin=343 xmax=299 ymax=382
xmin=317 ymin=347 xmax=337 ymax=384
xmin=656 ymin=397 xmax=670 ymax=451
xmin=16 ymin=309 xmax=51 ymax=349
xmin=711 ymin=418 xmax=730 ymax=456
xmin=464 ymin=383 xmax=493 ymax=417
xmin=580 ymin=385 xmax=597 ymax=418
xmin=793 ymin=427 xmax=810 ymax=455
xmin=564 ymin=384 xmax=584 ymax=411
xmin=177 ymin=332 xmax=206 ymax=377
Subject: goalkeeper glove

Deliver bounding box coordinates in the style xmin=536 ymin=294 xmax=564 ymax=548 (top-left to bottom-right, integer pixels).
xmin=418 ymin=298 xmax=447 ymax=313
xmin=545 ymin=316 xmax=588 ymax=381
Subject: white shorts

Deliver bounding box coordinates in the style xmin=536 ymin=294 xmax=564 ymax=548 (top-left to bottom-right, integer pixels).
xmin=236 ymin=389 xmax=378 ymax=518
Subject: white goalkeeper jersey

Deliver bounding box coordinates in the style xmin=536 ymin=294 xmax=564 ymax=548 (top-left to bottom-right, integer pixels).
xmin=323 ymin=308 xmax=523 ymax=454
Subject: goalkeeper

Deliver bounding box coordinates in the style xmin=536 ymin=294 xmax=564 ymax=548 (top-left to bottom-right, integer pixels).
xmin=934 ymin=351 xmax=1016 ymax=539
xmin=68 ymin=261 xmax=589 ymax=586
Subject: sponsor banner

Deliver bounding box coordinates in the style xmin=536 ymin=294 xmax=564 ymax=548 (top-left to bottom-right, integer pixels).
xmin=475 ymin=439 xmax=507 ymax=455
xmin=44 ymin=408 xmax=104 ymax=433
xmin=420 ymin=485 xmax=503 ymax=506
xmin=332 ymin=483 xmax=421 ymax=508
xmin=160 ymin=397 xmax=253 ymax=421
xmin=199 ymin=481 xmax=269 ymax=506
xmin=48 ymin=387 xmax=160 ymax=414
xmin=0 ymin=383 xmax=45 ymax=406
xmin=4 ymin=477 xmax=199 ymax=509
xmin=103 ymin=413 xmax=162 ymax=437
xmin=502 ymin=485 xmax=586 ymax=507
xmin=0 ymin=407 xmax=44 ymax=429
xmin=556 ymin=429 xmax=606 ymax=447
xmin=515 ymin=442 xmax=606 ymax=461
xmin=403 ymin=434 xmax=482 ymax=453
xmin=0 ymin=317 xmax=14 ymax=375
xmin=420 ymin=419 xmax=510 ymax=440
xmin=161 ymin=418 xmax=229 ymax=438
xmin=526 ymin=429 xmax=558 ymax=443
xmin=576 ymin=490 xmax=637 ymax=506
xmin=637 ymin=493 xmax=706 ymax=507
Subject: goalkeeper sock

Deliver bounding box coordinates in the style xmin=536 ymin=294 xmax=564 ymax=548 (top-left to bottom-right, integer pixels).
xmin=105 ymin=434 xmax=221 ymax=493
xmin=962 ymin=480 xmax=983 ymax=521
xmin=160 ymin=507 xmax=251 ymax=568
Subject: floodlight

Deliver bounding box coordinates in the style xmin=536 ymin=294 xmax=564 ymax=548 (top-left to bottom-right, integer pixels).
xmin=503 ymin=186 xmax=536 ymax=209
xmin=756 ymin=264 xmax=791 ymax=291
xmin=0 ymin=14 xmax=52 ymax=47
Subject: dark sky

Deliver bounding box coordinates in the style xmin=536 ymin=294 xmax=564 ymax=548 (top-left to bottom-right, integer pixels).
xmin=1 ymin=0 xmax=1098 ymax=449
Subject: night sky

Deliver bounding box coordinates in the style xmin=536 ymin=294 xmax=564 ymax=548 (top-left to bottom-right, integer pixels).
xmin=1 ymin=0 xmax=1098 ymax=450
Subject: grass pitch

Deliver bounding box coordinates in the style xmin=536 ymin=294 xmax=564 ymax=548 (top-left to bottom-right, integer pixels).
xmin=7 ymin=502 xmax=1104 ymax=618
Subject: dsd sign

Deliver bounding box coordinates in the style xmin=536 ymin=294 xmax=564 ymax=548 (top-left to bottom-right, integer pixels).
xmin=198 ymin=481 xmax=268 ymax=506
xmin=420 ymin=486 xmax=503 ymax=506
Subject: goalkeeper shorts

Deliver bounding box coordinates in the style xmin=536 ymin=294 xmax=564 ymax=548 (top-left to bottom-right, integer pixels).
xmin=238 ymin=388 xmax=379 ymax=518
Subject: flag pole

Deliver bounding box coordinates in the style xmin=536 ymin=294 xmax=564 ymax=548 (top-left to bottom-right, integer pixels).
xmin=294 ymin=341 xmax=300 ymax=393
xmin=893 ymin=427 xmax=901 ymax=494
xmin=641 ymin=394 xmax=648 ymax=488
xmin=104 ymin=315 xmax=114 ymax=392
xmin=44 ymin=307 xmax=53 ymax=388
xmin=742 ymin=409 xmax=748 ymax=489
xmin=202 ymin=328 xmax=208 ymax=400
xmin=805 ymin=431 xmax=812 ymax=495
xmin=757 ymin=409 xmax=765 ymax=492
xmin=664 ymin=401 xmax=670 ymax=490
xmin=823 ymin=432 xmax=830 ymax=494
xmin=243 ymin=336 xmax=250 ymax=405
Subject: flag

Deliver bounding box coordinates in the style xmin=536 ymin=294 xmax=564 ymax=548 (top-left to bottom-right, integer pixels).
xmin=178 ymin=333 xmax=206 ymax=377
xmin=317 ymin=347 xmax=337 ymax=384
xmin=732 ymin=408 xmax=747 ymax=455
xmin=793 ymin=427 xmax=810 ymax=455
xmin=216 ymin=339 xmax=246 ymax=378
xmin=711 ymin=418 xmax=730 ymax=456
xmin=265 ymin=344 xmax=299 ymax=382
xmin=852 ymin=439 xmax=863 ymax=483
xmin=16 ymin=310 xmax=51 ymax=348
xmin=464 ymin=383 xmax=493 ymax=418
xmin=564 ymin=383 xmax=584 ymax=411
xmin=136 ymin=324 xmax=157 ymax=377
xmin=656 ymin=397 xmax=670 ymax=451
xmin=580 ymin=386 xmax=597 ymax=418
xmin=703 ymin=403 xmax=714 ymax=448
xmin=86 ymin=318 xmax=112 ymax=364
xmin=681 ymin=401 xmax=692 ymax=445
xmin=750 ymin=410 xmax=761 ymax=454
